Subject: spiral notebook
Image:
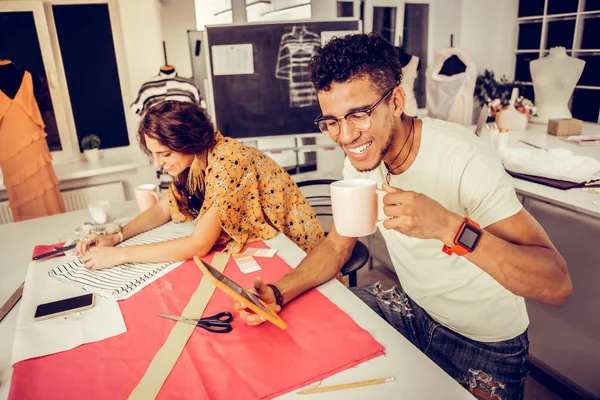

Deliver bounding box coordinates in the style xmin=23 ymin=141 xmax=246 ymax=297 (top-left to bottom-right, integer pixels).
xmin=48 ymin=221 xmax=195 ymax=301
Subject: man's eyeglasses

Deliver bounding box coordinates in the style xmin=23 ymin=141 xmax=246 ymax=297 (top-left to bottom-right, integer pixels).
xmin=314 ymin=88 xmax=394 ymax=137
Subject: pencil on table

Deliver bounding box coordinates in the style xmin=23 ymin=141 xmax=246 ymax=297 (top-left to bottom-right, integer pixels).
xmin=297 ymin=376 xmax=395 ymax=395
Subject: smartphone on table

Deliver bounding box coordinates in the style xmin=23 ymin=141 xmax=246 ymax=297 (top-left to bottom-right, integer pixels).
xmin=34 ymin=293 xmax=95 ymax=321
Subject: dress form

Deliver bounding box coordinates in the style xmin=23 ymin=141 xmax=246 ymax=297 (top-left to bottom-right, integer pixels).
xmin=400 ymin=55 xmax=420 ymax=117
xmin=530 ymin=47 xmax=585 ymax=122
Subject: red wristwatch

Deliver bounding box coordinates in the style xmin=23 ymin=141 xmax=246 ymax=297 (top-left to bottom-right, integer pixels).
xmin=442 ymin=217 xmax=482 ymax=256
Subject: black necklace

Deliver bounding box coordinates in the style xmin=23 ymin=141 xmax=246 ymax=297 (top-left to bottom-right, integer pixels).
xmin=384 ymin=117 xmax=415 ymax=184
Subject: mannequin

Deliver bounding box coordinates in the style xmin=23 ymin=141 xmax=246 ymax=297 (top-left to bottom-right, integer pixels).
xmin=530 ymin=47 xmax=585 ymax=122
xmin=160 ymin=64 xmax=175 ymax=74
xmin=131 ymin=64 xmax=204 ymax=115
xmin=397 ymin=47 xmax=420 ymax=117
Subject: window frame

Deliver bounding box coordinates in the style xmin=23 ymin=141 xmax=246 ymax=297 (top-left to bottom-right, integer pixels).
xmin=514 ymin=0 xmax=600 ymax=123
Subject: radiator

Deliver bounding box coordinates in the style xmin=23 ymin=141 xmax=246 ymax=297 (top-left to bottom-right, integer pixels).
xmin=0 ymin=181 xmax=126 ymax=224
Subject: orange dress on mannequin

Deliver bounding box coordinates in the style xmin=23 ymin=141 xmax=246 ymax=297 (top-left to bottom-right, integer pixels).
xmin=0 ymin=70 xmax=65 ymax=221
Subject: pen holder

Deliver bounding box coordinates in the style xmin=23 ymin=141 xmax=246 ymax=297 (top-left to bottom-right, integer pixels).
xmin=490 ymin=130 xmax=509 ymax=154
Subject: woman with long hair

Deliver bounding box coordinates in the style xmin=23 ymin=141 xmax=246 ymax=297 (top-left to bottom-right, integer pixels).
xmin=75 ymin=101 xmax=323 ymax=269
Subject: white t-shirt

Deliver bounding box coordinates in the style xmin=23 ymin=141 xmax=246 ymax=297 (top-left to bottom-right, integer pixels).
xmin=343 ymin=118 xmax=528 ymax=342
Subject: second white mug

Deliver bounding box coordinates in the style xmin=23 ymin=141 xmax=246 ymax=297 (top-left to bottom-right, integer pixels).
xmin=135 ymin=184 xmax=160 ymax=212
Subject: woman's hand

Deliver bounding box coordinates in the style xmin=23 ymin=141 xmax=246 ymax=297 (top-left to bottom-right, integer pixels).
xmin=75 ymin=233 xmax=119 ymax=257
xmin=80 ymin=246 xmax=127 ymax=270
xmin=233 ymin=276 xmax=281 ymax=326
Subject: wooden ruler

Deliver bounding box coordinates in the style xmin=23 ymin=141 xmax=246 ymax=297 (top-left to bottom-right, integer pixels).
xmin=0 ymin=282 xmax=24 ymax=323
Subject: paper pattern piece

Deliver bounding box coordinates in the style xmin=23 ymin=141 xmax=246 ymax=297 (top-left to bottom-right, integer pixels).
xmin=9 ymin=243 xmax=385 ymax=400
xmin=48 ymin=221 xmax=195 ymax=301
xmin=212 ymin=44 xmax=254 ymax=76
xmin=11 ymin=258 xmax=126 ymax=365
xmin=243 ymin=247 xmax=277 ymax=258
xmin=233 ymin=253 xmax=261 ymax=274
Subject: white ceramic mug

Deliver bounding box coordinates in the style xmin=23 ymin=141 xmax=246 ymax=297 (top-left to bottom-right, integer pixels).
xmin=88 ymin=200 xmax=112 ymax=225
xmin=135 ymin=184 xmax=160 ymax=212
xmin=330 ymin=179 xmax=386 ymax=237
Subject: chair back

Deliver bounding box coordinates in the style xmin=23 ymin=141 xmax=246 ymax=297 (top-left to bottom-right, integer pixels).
xmin=296 ymin=179 xmax=335 ymax=232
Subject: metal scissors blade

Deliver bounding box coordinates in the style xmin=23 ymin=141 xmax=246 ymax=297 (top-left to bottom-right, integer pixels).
xmin=157 ymin=313 xmax=198 ymax=325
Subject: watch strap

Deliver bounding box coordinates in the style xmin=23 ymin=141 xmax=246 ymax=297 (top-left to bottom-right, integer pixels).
xmin=266 ymin=283 xmax=283 ymax=307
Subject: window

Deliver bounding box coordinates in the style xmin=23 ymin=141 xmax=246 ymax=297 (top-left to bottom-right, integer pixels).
xmin=515 ymin=0 xmax=600 ymax=123
xmin=0 ymin=0 xmax=134 ymax=162
xmin=245 ymin=0 xmax=310 ymax=23
xmin=52 ymin=4 xmax=129 ymax=151
xmin=337 ymin=2 xmax=354 ymax=17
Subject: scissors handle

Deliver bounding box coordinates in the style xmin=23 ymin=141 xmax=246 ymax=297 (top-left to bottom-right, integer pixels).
xmin=196 ymin=311 xmax=233 ymax=333
xmin=204 ymin=311 xmax=233 ymax=323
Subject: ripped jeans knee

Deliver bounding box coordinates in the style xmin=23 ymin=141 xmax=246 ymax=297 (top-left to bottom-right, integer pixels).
xmin=366 ymin=282 xmax=414 ymax=317
xmin=460 ymin=368 xmax=506 ymax=400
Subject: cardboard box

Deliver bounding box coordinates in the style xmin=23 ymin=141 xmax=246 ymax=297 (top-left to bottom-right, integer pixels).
xmin=547 ymin=118 xmax=583 ymax=136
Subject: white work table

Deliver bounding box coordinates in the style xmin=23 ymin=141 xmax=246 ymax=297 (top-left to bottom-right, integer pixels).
xmin=479 ymin=121 xmax=600 ymax=219
xmin=480 ymin=121 xmax=600 ymax=398
xmin=0 ymin=201 xmax=473 ymax=399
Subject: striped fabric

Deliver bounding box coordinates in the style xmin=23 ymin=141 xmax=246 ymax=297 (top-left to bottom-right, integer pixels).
xmin=48 ymin=220 xmax=195 ymax=301
xmin=130 ymin=70 xmax=204 ymax=115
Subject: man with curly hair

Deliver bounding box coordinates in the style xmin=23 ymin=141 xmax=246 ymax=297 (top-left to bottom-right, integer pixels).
xmin=235 ymin=33 xmax=571 ymax=399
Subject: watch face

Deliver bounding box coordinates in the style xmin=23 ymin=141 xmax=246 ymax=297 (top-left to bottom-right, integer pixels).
xmin=458 ymin=224 xmax=480 ymax=250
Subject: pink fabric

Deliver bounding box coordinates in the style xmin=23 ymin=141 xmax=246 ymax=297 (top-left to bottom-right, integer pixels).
xmin=10 ymin=242 xmax=384 ymax=399
xmin=31 ymin=242 xmax=65 ymax=259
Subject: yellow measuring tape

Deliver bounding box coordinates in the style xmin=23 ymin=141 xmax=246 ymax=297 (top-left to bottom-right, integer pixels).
xmin=129 ymin=253 xmax=229 ymax=399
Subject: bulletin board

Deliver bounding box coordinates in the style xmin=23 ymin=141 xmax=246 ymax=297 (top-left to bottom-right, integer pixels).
xmin=205 ymin=20 xmax=361 ymax=139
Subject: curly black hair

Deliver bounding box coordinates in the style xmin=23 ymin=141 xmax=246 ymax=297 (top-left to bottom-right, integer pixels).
xmin=309 ymin=33 xmax=402 ymax=94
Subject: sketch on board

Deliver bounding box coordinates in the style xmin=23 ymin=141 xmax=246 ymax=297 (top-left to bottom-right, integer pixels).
xmin=275 ymin=26 xmax=321 ymax=108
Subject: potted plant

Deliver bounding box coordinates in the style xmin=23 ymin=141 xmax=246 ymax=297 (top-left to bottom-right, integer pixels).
xmin=82 ymin=134 xmax=101 ymax=163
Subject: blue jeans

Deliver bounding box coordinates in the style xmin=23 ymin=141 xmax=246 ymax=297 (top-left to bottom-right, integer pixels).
xmin=351 ymin=283 xmax=529 ymax=400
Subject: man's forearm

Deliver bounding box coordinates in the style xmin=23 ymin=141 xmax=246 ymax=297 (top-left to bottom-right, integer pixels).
xmin=275 ymin=234 xmax=356 ymax=306
xmin=465 ymin=231 xmax=571 ymax=306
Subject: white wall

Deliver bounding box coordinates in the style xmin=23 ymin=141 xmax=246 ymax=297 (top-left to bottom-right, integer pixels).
xmin=459 ymin=0 xmax=518 ymax=78
xmin=116 ymin=0 xmax=164 ymax=102
xmin=159 ymin=0 xmax=196 ymax=78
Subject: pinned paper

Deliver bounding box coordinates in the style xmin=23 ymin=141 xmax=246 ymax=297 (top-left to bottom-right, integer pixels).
xmin=243 ymin=247 xmax=278 ymax=258
xmin=233 ymin=254 xmax=261 ymax=274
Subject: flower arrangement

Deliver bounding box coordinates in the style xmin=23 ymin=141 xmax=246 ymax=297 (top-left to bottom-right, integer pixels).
xmin=474 ymin=70 xmax=536 ymax=121
xmin=489 ymin=96 xmax=537 ymax=119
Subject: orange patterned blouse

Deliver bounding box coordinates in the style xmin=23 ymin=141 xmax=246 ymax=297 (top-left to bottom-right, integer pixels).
xmin=168 ymin=132 xmax=324 ymax=254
